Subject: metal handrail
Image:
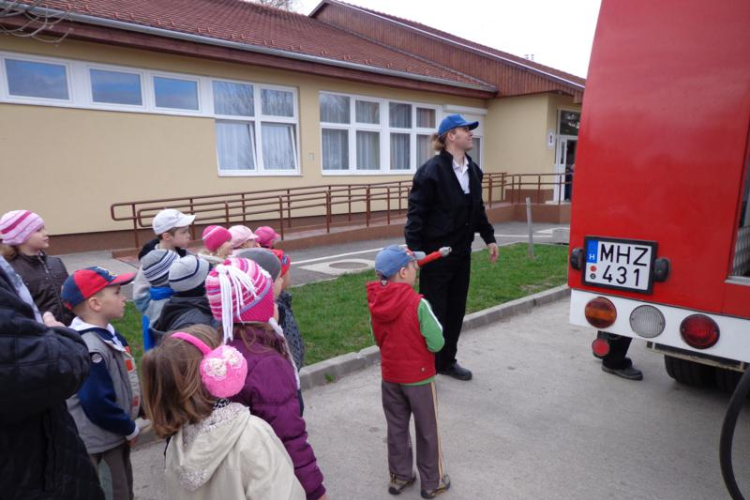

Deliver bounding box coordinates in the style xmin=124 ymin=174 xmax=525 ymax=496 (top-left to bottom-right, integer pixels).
xmin=111 ymin=172 xmax=572 ymax=248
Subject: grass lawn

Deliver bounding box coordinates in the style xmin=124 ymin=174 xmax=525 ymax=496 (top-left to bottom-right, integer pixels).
xmin=114 ymin=243 xmax=569 ymax=367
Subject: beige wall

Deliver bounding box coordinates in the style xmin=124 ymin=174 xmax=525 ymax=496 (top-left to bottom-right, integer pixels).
xmin=0 ymin=37 xmax=486 ymax=235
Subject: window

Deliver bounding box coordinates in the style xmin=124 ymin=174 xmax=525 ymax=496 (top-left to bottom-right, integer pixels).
xmin=319 ymin=92 xmax=439 ymax=173
xmin=216 ymin=121 xmax=256 ymax=171
xmin=261 ymin=89 xmax=294 ymax=117
xmin=261 ymin=123 xmax=296 ymax=170
xmin=472 ymin=137 xmax=482 ymax=167
xmin=213 ymin=81 xmax=253 ymax=116
xmin=559 ymin=110 xmax=581 ymax=136
xmin=5 ymin=58 xmax=69 ymax=100
xmin=154 ymin=76 xmax=199 ymax=110
xmin=90 ymin=68 xmax=142 ymax=106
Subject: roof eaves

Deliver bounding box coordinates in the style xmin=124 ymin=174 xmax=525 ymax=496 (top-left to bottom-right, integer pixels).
xmin=316 ymin=0 xmax=585 ymax=90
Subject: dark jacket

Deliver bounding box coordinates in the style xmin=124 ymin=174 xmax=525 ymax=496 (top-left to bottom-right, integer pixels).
xmin=138 ymin=238 xmax=188 ymax=260
xmin=405 ymin=150 xmax=496 ymax=255
xmin=277 ymin=291 xmax=305 ymax=371
xmin=0 ymin=265 xmax=104 ymax=500
xmin=152 ymin=294 xmax=216 ymax=335
xmin=7 ymin=251 xmax=74 ymax=325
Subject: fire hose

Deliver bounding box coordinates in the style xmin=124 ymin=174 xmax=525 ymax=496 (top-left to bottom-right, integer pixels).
xmin=720 ymin=368 xmax=750 ymax=499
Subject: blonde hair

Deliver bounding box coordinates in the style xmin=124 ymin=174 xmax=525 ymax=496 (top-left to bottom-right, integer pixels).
xmin=0 ymin=244 xmax=17 ymax=260
xmin=431 ymin=132 xmax=447 ymax=152
xmin=140 ymin=324 xmax=222 ymax=439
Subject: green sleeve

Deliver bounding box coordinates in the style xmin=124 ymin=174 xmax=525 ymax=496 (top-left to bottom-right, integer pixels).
xmin=418 ymin=299 xmax=444 ymax=353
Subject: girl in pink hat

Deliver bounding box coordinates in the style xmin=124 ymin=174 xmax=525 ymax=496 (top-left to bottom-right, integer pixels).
xmin=0 ymin=210 xmax=73 ymax=325
xmin=205 ymin=258 xmax=327 ymax=500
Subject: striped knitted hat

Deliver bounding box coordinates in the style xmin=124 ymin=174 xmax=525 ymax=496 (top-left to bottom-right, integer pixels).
xmin=0 ymin=210 xmax=45 ymax=246
xmin=205 ymin=257 xmax=274 ymax=344
xmin=141 ymin=249 xmax=179 ymax=287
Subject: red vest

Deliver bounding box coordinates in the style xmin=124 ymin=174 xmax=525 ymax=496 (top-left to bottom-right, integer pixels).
xmin=367 ymin=281 xmax=436 ymax=384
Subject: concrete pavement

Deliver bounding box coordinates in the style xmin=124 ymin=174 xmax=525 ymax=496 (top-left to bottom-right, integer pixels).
xmin=131 ymin=298 xmax=750 ymax=500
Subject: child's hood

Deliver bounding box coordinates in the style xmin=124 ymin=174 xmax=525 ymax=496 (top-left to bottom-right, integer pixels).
xmin=366 ymin=281 xmax=416 ymax=323
xmin=168 ymin=402 xmax=250 ymax=491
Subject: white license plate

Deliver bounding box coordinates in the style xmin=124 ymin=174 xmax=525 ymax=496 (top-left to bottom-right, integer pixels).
xmin=582 ymin=237 xmax=657 ymax=293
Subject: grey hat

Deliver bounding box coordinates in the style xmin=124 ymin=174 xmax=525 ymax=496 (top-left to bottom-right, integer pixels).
xmin=141 ymin=249 xmax=179 ymax=287
xmin=168 ymin=255 xmax=210 ymax=292
xmin=235 ymin=248 xmax=281 ymax=281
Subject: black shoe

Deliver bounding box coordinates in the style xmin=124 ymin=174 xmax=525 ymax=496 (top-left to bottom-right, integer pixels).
xmin=438 ymin=363 xmax=473 ymax=381
xmin=388 ymin=473 xmax=416 ymax=495
xmin=421 ymin=474 xmax=451 ymax=498
xmin=602 ymin=364 xmax=643 ymax=380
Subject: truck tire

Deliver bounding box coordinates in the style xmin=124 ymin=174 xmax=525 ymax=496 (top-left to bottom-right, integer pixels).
xmin=664 ymin=355 xmax=715 ymax=386
xmin=716 ymin=368 xmax=744 ymax=394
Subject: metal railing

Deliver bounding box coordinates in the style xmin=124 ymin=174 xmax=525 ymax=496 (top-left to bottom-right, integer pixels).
xmin=111 ymin=172 xmax=572 ymax=248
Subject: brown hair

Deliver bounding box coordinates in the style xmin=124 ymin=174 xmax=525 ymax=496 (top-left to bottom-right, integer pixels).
xmin=0 ymin=244 xmax=17 ymax=260
xmin=231 ymin=323 xmax=290 ymax=360
xmin=158 ymin=227 xmax=180 ymax=241
xmin=431 ymin=132 xmax=447 ymax=152
xmin=140 ymin=324 xmax=222 ymax=439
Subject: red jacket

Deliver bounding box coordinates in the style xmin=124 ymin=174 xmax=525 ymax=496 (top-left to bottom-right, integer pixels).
xmin=367 ymin=281 xmax=436 ymax=384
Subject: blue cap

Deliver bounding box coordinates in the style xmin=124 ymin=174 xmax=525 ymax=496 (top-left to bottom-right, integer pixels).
xmin=374 ymin=246 xmax=426 ymax=279
xmin=438 ymin=114 xmax=479 ymax=136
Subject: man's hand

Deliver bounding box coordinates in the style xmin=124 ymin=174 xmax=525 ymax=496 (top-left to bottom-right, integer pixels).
xmin=43 ymin=311 xmax=65 ymax=328
xmin=488 ymin=243 xmax=499 ymax=263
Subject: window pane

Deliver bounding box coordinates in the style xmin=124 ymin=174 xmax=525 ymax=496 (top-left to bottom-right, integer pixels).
xmin=90 ymin=69 xmax=142 ymax=106
xmin=390 ymin=133 xmax=410 ymax=170
xmin=472 ymin=137 xmax=482 ymax=167
xmin=262 ymin=123 xmax=296 ymax=170
xmin=559 ymin=111 xmax=581 ymax=136
xmin=320 ymin=94 xmax=350 ymax=124
xmin=322 ymin=129 xmax=349 ymax=170
xmin=154 ymin=76 xmax=199 ymax=110
xmin=389 ymin=103 xmax=412 ymax=128
xmin=355 ymin=100 xmax=379 ymax=124
xmin=6 ymin=59 xmax=68 ymax=100
xmin=416 ymin=108 xmax=435 ymax=128
xmin=216 ymin=121 xmax=255 ymax=171
xmin=417 ymin=134 xmax=433 ymax=166
xmin=261 ymin=89 xmax=294 ymax=117
xmin=356 ymin=131 xmax=380 ymax=170
xmin=213 ymin=81 xmax=253 ymax=116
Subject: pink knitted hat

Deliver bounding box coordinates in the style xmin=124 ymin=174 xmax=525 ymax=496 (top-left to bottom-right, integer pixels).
xmin=202 ymin=225 xmax=232 ymax=253
xmin=205 ymin=257 xmax=275 ymax=343
xmin=0 ymin=210 xmax=45 ymax=246
xmin=228 ymin=225 xmax=258 ymax=249
xmin=170 ymin=332 xmax=247 ymax=399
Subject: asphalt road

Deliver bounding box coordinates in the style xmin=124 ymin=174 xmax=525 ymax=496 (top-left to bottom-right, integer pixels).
xmin=130 ymin=298 xmax=750 ymax=500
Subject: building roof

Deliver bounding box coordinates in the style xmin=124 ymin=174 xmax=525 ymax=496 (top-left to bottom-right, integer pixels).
xmin=32 ymin=0 xmax=495 ymax=91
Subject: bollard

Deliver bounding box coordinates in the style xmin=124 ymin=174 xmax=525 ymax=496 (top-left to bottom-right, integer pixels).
xmin=526 ymin=197 xmax=535 ymax=259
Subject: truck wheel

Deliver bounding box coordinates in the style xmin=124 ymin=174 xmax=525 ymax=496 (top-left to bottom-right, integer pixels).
xmin=664 ymin=355 xmax=715 ymax=386
xmin=715 ymin=368 xmax=744 ymax=393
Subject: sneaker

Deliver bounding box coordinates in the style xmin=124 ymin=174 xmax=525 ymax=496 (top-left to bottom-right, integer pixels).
xmin=602 ymin=364 xmax=643 ymax=380
xmin=388 ymin=473 xmax=416 ymax=495
xmin=438 ymin=363 xmax=473 ymax=381
xmin=421 ymin=474 xmax=451 ymax=498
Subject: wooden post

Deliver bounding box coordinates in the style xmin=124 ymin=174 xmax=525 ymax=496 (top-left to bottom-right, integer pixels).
xmin=526 ymin=197 xmax=535 ymax=259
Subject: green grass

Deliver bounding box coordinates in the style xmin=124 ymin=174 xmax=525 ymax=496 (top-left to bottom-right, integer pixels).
xmin=114 ymin=243 xmax=569 ymax=367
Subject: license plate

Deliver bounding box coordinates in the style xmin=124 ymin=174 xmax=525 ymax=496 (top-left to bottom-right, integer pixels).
xmin=582 ymin=237 xmax=657 ymax=294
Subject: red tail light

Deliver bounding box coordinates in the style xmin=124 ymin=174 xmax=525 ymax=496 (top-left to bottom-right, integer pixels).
xmin=585 ymin=297 xmax=617 ymax=329
xmin=592 ymin=338 xmax=611 ymax=358
xmin=680 ymin=315 xmax=719 ymax=349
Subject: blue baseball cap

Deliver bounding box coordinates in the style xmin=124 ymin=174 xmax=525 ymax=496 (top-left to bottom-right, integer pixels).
xmin=375 ymin=246 xmax=426 ymax=279
xmin=438 ymin=114 xmax=479 ymax=136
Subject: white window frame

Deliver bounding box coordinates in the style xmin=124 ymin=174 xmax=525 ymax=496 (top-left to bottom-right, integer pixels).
xmin=319 ymin=91 xmax=441 ymax=176
xmin=0 ymin=50 xmax=301 ymax=176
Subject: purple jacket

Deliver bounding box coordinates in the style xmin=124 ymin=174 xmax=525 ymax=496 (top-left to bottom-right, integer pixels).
xmin=229 ymin=334 xmax=325 ymax=500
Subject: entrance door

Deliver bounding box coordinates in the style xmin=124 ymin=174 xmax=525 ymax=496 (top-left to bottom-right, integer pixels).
xmin=555 ymin=136 xmax=578 ymax=202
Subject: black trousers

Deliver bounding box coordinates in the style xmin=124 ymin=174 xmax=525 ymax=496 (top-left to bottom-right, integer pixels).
xmin=419 ymin=253 xmax=471 ymax=371
xmin=597 ymin=331 xmax=633 ymax=369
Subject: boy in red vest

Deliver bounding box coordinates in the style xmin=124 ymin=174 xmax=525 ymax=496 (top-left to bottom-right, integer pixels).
xmin=367 ymin=245 xmax=450 ymax=499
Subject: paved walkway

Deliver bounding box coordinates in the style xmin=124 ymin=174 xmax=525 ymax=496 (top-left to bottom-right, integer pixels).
xmin=131 ymin=298 xmax=750 ymax=500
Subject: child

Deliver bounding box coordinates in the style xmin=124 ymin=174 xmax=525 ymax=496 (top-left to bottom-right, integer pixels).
xmin=202 ymin=225 xmax=233 ymax=259
xmin=367 ymin=245 xmax=450 ymax=498
xmin=61 ymin=267 xmax=141 ymax=500
xmin=139 ymin=249 xmax=178 ymax=348
xmin=206 ymin=258 xmax=327 ymax=500
xmin=152 ymin=255 xmax=215 ymax=334
xmin=140 ymin=324 xmax=306 ymax=500
xmin=254 ymin=226 xmax=281 ymax=249
xmin=229 ymin=225 xmax=260 ymax=256
xmin=272 ymin=250 xmax=306 ymax=399
xmin=0 ymin=210 xmax=74 ymax=325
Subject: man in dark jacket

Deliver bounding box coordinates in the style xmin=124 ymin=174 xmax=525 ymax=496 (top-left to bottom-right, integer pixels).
xmin=0 ymin=257 xmax=104 ymax=500
xmin=405 ymin=114 xmax=499 ymax=381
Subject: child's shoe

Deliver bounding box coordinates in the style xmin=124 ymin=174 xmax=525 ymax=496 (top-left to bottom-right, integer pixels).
xmin=421 ymin=474 xmax=451 ymax=498
xmin=388 ymin=473 xmax=416 ymax=495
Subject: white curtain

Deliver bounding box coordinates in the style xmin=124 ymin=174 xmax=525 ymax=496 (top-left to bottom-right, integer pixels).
xmin=322 ymin=129 xmax=348 ymax=170
xmin=417 ymin=134 xmax=434 ymax=166
xmin=261 ymin=123 xmax=296 ymax=170
xmin=355 ymin=100 xmax=379 ymax=124
xmin=262 ymin=89 xmax=294 ymax=117
xmin=213 ymin=81 xmax=254 ymax=116
xmin=389 ymin=103 xmax=411 ymax=128
xmin=390 ymin=133 xmax=410 ymax=170
xmin=320 ymin=94 xmax=350 ymax=124
xmin=472 ymin=137 xmax=482 ymax=168
xmin=216 ymin=121 xmax=255 ymax=171
xmin=416 ymin=107 xmax=435 ymax=128
xmin=357 ymin=131 xmax=380 ymax=170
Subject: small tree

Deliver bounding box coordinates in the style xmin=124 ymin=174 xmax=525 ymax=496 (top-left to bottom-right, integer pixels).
xmin=252 ymin=0 xmax=299 ymax=12
xmin=0 ymin=0 xmax=70 ymax=43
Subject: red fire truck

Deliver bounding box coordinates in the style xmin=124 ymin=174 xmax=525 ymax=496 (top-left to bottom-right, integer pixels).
xmin=568 ymin=0 xmax=750 ymax=387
